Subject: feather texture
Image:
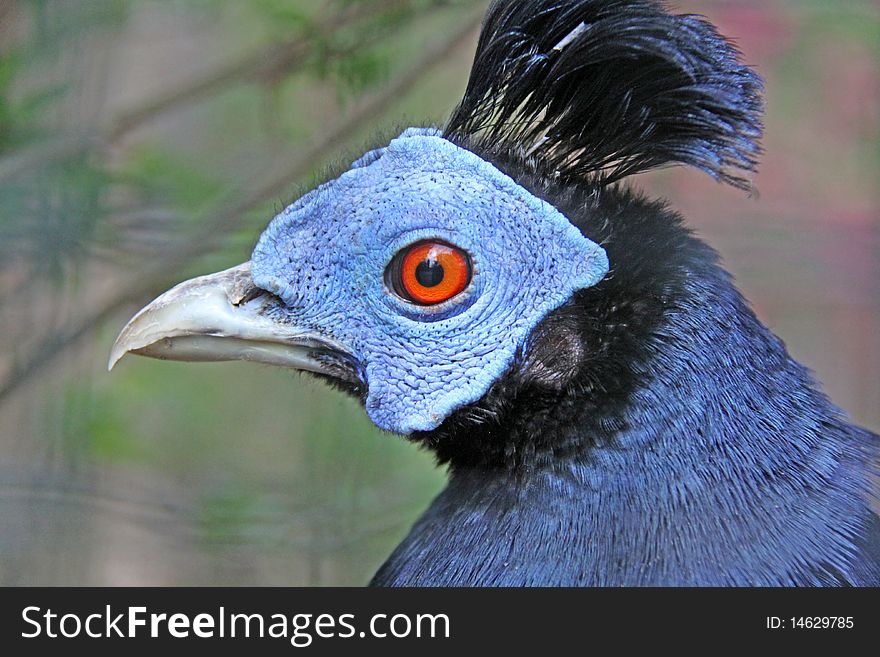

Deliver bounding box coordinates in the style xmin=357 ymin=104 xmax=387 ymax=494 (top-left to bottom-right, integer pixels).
xmin=374 ymin=180 xmax=880 ymax=586
xmin=445 ymin=0 xmax=764 ymax=189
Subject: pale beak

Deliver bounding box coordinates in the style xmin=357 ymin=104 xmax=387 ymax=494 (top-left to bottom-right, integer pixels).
xmin=108 ymin=262 xmax=353 ymax=378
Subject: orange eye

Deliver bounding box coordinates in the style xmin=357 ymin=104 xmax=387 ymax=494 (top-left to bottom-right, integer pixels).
xmin=387 ymin=241 xmax=472 ymax=306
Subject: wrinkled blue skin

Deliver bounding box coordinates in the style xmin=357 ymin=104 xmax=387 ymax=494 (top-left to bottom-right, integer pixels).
xmin=252 ymin=129 xmax=609 ymax=434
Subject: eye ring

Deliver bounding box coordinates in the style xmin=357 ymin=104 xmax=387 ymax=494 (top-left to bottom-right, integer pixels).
xmin=386 ymin=240 xmax=472 ymax=306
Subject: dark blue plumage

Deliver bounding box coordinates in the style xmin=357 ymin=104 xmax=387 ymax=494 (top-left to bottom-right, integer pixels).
xmin=372 ymin=184 xmax=880 ymax=586
xmin=111 ymin=0 xmax=880 ymax=587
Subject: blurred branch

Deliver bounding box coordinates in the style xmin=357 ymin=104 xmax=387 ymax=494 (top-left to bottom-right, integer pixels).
xmin=0 ymin=0 xmax=443 ymax=182
xmin=105 ymin=0 xmax=410 ymax=139
xmin=0 ymin=477 xmax=423 ymax=551
xmin=0 ymin=6 xmax=483 ymax=407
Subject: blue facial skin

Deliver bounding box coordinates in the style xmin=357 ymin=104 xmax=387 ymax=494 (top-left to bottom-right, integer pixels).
xmin=251 ymin=128 xmax=609 ymax=434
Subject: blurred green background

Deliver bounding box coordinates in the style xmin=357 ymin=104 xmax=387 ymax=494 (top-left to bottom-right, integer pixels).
xmin=0 ymin=0 xmax=877 ymax=585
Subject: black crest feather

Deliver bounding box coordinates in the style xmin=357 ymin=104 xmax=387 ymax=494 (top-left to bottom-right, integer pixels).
xmin=445 ymin=0 xmax=764 ymax=189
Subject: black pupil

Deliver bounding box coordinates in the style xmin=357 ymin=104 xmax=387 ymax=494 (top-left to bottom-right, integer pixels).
xmin=415 ymin=259 xmax=444 ymax=288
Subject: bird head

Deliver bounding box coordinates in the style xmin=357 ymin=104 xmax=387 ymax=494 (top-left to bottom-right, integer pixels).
xmin=110 ymin=0 xmax=763 ymax=451
xmin=110 ymin=128 xmax=608 ymax=433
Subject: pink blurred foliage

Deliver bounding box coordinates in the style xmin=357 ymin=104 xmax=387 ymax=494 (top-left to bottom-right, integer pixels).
xmin=710 ymin=4 xmax=799 ymax=63
xmin=668 ymin=2 xmax=878 ymax=222
xmin=816 ymin=42 xmax=880 ymax=146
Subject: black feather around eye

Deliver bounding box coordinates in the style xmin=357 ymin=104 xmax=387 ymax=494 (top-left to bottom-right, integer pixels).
xmin=444 ymin=0 xmax=764 ymax=190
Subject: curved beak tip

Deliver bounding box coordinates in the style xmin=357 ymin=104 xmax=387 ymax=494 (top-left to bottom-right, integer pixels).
xmin=107 ymin=318 xmax=145 ymax=372
xmin=107 ymin=340 xmax=134 ymax=371
xmin=105 ymin=262 xmax=350 ymax=378
xmin=106 ymin=263 xmax=256 ymax=374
